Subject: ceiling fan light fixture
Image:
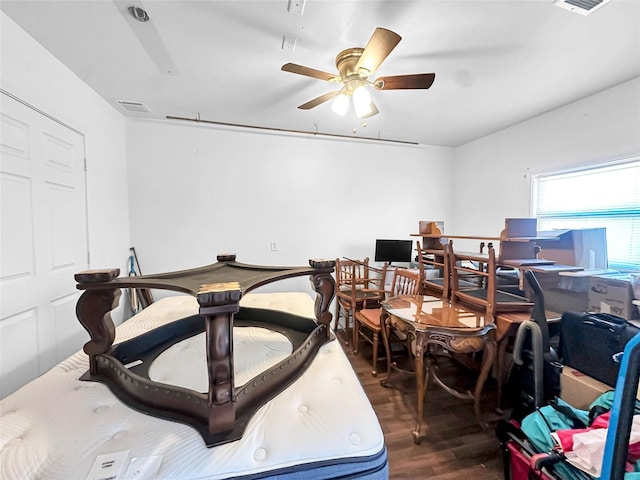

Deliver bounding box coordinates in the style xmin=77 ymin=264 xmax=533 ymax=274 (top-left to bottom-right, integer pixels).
xmin=331 ymin=92 xmax=349 ymax=116
xmin=352 ymin=85 xmax=372 ymax=117
xmin=363 ymin=100 xmax=379 ymax=119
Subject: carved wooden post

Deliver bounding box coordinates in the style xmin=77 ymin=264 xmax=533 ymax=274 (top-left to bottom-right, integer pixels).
xmin=197 ymin=281 xmax=241 ymax=433
xmin=309 ymin=259 xmax=336 ymax=338
xmin=75 ymin=269 xmax=121 ymax=374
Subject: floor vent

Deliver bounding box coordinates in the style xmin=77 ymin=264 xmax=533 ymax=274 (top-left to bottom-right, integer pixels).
xmin=553 ymin=0 xmax=612 ymax=15
xmin=117 ymin=101 xmax=150 ymax=113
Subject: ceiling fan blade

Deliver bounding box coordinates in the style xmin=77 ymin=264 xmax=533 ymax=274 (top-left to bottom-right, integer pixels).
xmin=354 ymin=27 xmax=402 ymax=77
xmin=373 ymin=73 xmax=436 ymax=90
xmin=282 ymin=63 xmax=338 ymax=82
xmin=298 ymin=91 xmax=340 ymax=110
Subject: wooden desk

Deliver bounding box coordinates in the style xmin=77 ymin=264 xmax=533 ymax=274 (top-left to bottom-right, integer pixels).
xmin=379 ymin=295 xmax=496 ymax=444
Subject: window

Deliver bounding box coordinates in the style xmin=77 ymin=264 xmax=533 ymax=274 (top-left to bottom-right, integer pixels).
xmin=532 ymin=159 xmax=640 ymax=271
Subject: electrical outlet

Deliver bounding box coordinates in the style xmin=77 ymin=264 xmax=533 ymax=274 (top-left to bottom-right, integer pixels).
xmin=270 ymin=241 xmax=279 ymax=252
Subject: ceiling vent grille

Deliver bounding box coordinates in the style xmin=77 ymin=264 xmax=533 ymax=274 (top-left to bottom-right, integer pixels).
xmin=117 ymin=101 xmax=150 ymax=113
xmin=553 ymin=0 xmax=612 ymax=15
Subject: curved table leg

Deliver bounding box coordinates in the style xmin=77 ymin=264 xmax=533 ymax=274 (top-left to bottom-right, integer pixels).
xmin=379 ymin=310 xmax=394 ymax=387
xmin=412 ymin=340 xmax=426 ymax=444
xmin=474 ymin=339 xmax=497 ymax=425
xmin=431 ymin=358 xmax=473 ymax=401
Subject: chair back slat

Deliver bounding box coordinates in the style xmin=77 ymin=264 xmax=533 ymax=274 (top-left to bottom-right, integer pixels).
xmin=416 ymin=240 xmax=451 ymax=298
xmin=390 ymin=268 xmax=421 ymax=297
xmin=336 ymin=257 xmax=371 ymax=291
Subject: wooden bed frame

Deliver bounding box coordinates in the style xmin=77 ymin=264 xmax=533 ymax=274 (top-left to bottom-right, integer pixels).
xmin=74 ymin=254 xmax=336 ymax=447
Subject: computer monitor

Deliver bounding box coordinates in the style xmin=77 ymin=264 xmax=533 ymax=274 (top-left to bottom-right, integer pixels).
xmin=374 ymin=239 xmax=413 ymax=265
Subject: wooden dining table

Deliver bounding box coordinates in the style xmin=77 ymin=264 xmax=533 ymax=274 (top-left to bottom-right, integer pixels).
xmin=379 ymin=295 xmax=497 ymax=444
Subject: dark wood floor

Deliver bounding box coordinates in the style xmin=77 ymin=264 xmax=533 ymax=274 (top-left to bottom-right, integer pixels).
xmin=341 ymin=333 xmax=506 ymax=479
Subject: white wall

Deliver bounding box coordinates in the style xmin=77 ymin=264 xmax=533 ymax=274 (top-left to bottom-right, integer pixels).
xmin=125 ymin=78 xmax=640 ymax=294
xmin=451 ymin=77 xmax=640 ymax=244
xmin=1 ymin=12 xmax=131 ymax=271
xmin=126 ymin=118 xmax=453 ymax=293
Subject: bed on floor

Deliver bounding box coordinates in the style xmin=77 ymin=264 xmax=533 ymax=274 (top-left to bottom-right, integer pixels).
xmin=0 ymin=256 xmax=388 ymax=479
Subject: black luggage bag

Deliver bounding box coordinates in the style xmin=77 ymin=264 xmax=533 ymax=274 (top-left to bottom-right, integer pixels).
xmin=559 ymin=311 xmax=639 ymax=387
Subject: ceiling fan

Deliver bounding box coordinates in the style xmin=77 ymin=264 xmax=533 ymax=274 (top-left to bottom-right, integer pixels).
xmin=281 ymin=27 xmax=435 ymax=118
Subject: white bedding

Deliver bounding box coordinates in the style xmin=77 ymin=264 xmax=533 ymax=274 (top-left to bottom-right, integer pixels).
xmin=0 ymin=293 xmax=385 ymax=479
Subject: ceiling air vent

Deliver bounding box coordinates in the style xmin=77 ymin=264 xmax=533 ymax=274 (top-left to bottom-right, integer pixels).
xmin=117 ymin=101 xmax=150 ymax=113
xmin=553 ymin=0 xmax=612 ymax=15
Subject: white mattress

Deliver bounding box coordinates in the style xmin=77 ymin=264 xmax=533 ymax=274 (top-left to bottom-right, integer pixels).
xmin=0 ymin=293 xmax=386 ymax=479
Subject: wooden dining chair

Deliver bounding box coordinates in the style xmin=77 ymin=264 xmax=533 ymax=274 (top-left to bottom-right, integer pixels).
xmin=334 ymin=258 xmax=386 ymax=346
xmin=449 ymin=243 xmax=533 ymax=320
xmin=416 ymin=240 xmax=451 ymax=299
xmin=353 ymin=268 xmax=421 ymax=376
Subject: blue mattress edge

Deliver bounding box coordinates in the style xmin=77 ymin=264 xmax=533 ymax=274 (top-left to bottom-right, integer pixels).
xmin=222 ymin=446 xmax=389 ymax=480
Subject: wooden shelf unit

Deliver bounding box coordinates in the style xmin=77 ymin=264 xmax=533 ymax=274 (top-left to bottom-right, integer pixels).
xmin=412 ymin=218 xmax=582 ymax=269
xmin=411 ymin=221 xmax=498 ymax=257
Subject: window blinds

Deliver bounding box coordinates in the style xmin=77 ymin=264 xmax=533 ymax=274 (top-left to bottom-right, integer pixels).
xmin=533 ymin=160 xmax=640 ymax=270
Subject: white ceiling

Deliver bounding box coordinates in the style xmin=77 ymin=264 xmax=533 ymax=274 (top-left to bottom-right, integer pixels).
xmin=2 ymin=0 xmax=639 ymax=147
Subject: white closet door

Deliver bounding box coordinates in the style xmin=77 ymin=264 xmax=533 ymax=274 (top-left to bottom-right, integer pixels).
xmin=1 ymin=94 xmax=88 ymax=398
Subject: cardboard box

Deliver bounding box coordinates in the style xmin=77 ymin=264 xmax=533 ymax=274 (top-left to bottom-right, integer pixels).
xmin=537 ymin=228 xmax=608 ymax=269
xmin=543 ymin=288 xmax=588 ymax=314
xmin=588 ymin=274 xmax=639 ymax=320
xmin=555 ymin=268 xmax=619 ymax=293
xmin=561 ymin=366 xmax=640 ymax=410
xmin=535 ymin=269 xmax=615 ymax=314
xmin=560 ymin=366 xmax=612 ymax=410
